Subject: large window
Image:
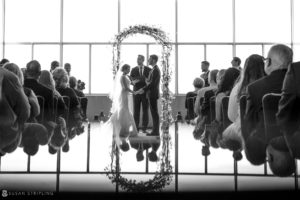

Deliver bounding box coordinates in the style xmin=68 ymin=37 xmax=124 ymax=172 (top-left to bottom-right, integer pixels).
xmin=235 ymin=0 xmax=291 ymax=43
xmin=64 ymin=0 xmax=118 ymax=42
xmin=178 ymin=0 xmax=232 ymax=42
xmin=1 ymin=0 xmax=298 ymax=94
xmin=5 ymin=0 xmax=60 ymax=42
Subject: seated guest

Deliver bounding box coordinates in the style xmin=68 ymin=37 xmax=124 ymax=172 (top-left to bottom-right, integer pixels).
xmin=193 ymin=70 xmax=225 ymax=139
xmin=185 ymin=77 xmax=204 ymax=121
xmin=277 ymin=61 xmax=300 ymax=159
xmin=215 ymin=67 xmax=240 ymax=123
xmin=231 ymin=57 xmax=242 ymax=71
xmin=69 ymin=76 xmax=85 ymax=98
xmin=52 ymin=67 xmax=84 ymax=139
xmin=50 ymin=60 xmax=60 ymax=73
xmin=39 ymin=70 xmax=67 ymax=119
xmin=64 ymin=63 xmax=71 ymax=76
xmin=220 ymin=54 xmax=265 ymax=151
xmin=24 ymin=60 xmax=54 ymax=123
xmin=0 ymin=66 xmax=30 ymax=155
xmin=200 ymin=61 xmax=210 ymax=87
xmin=0 ymin=58 xmax=9 ymax=67
xmin=194 ymin=69 xmax=219 ymax=116
xmin=3 ymin=63 xmax=40 ymax=122
xmin=244 ymin=44 xmax=293 ymax=165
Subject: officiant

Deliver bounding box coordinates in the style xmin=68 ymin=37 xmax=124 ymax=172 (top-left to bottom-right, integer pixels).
xmin=130 ymin=55 xmax=151 ymax=133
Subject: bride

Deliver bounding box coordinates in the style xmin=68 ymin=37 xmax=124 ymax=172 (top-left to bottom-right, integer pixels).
xmin=106 ymin=64 xmax=141 ymax=152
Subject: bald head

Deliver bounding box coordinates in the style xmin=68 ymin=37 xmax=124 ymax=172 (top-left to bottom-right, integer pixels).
xmin=265 ymin=44 xmax=293 ymax=75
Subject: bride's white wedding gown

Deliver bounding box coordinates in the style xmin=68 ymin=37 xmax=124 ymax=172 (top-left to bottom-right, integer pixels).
xmin=104 ymin=72 xmax=138 ymax=149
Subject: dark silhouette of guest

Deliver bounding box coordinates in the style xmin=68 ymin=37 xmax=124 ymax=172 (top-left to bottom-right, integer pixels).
xmin=24 ymin=60 xmax=54 ymax=122
xmin=231 ymin=57 xmax=242 ymax=71
xmin=244 ymin=44 xmax=292 ymax=165
xmin=277 ymin=61 xmax=300 ymax=159
xmin=0 ymin=66 xmax=30 ymax=154
xmin=64 ymin=63 xmax=71 ymax=76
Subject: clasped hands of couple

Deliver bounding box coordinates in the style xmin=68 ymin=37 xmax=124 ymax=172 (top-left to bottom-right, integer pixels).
xmin=131 ymin=79 xmax=146 ymax=95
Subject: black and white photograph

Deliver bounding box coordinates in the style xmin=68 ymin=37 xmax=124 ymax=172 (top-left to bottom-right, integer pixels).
xmin=0 ymin=0 xmax=300 ymax=199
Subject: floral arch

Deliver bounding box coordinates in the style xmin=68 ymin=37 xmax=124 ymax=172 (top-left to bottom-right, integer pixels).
xmin=105 ymin=25 xmax=174 ymax=192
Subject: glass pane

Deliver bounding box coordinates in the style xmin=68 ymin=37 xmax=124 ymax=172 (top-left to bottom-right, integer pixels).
xmin=294 ymin=45 xmax=300 ymax=62
xmin=120 ymin=0 xmax=175 ymax=42
xmin=149 ymin=45 xmax=176 ymax=94
xmin=236 ymin=45 xmax=263 ymax=68
xmin=64 ymin=0 xmax=118 ymax=42
xmin=5 ymin=0 xmax=60 ymax=42
xmin=236 ymin=0 xmax=291 ymax=43
xmin=178 ymin=0 xmax=232 ymax=42
xmin=33 ymin=45 xmax=60 ymax=71
xmin=120 ymin=45 xmax=147 ymax=69
xmin=294 ymin=0 xmax=300 ymax=43
xmin=4 ymin=45 xmax=32 ymax=68
xmin=91 ymin=45 xmax=114 ymax=94
xmin=206 ymin=45 xmax=233 ymax=70
xmin=63 ymin=45 xmax=89 ymax=93
xmin=178 ymin=45 xmax=204 ymax=94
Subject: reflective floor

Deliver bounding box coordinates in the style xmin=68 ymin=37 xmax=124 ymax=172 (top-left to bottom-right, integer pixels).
xmin=0 ymin=122 xmax=299 ymax=193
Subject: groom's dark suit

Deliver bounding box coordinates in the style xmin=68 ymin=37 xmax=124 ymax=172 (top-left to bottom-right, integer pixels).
xmin=143 ymin=65 xmax=161 ymax=136
xmin=130 ymin=65 xmax=151 ymax=131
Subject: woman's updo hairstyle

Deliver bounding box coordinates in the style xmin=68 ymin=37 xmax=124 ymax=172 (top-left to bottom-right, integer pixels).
xmin=121 ymin=64 xmax=130 ymax=72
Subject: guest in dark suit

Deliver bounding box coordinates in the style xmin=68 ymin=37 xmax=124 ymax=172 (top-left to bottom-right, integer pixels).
xmin=24 ymin=60 xmax=54 ymax=122
xmin=200 ymin=61 xmax=210 ymax=87
xmin=130 ymin=55 xmax=151 ymax=132
xmin=277 ymin=61 xmax=300 ymax=159
xmin=244 ymin=44 xmax=293 ymax=165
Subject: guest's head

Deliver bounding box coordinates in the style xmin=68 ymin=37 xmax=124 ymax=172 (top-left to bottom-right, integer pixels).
xmin=64 ymin=63 xmax=71 ymax=75
xmin=208 ymin=69 xmax=219 ymax=86
xmin=201 ymin=61 xmax=210 ymax=72
xmin=121 ymin=64 xmax=131 ymax=75
xmin=264 ymin=44 xmax=293 ymax=75
xmin=50 ymin=60 xmax=60 ymax=72
xmin=69 ymin=76 xmax=77 ymax=89
xmin=148 ymin=55 xmax=158 ymax=66
xmin=231 ymin=57 xmax=241 ymax=67
xmin=237 ymin=54 xmax=265 ymax=99
xmin=193 ymin=77 xmax=205 ymax=91
xmin=39 ymin=70 xmax=56 ymax=90
xmin=26 ymin=60 xmax=41 ymax=80
xmin=267 ymin=137 xmax=295 ymax=177
xmin=0 ymin=58 xmax=9 ymax=67
xmin=3 ymin=63 xmax=24 ymax=85
xmin=216 ymin=68 xmax=240 ymax=95
xmin=137 ymin=55 xmax=145 ymax=66
xmin=52 ymin=67 xmax=69 ymax=89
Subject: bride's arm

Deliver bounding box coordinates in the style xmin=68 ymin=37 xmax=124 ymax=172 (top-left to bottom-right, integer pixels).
xmin=121 ymin=75 xmax=134 ymax=94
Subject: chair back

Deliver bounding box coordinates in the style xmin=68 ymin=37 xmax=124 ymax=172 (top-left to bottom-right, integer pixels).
xmin=186 ymin=96 xmax=197 ymax=120
xmin=221 ymin=96 xmax=231 ymax=130
xmin=239 ymin=95 xmax=247 ymax=139
xmin=62 ymin=96 xmax=70 ymax=126
xmin=262 ymin=93 xmax=281 ymax=143
xmin=36 ymin=95 xmax=45 ymax=123
xmin=209 ymin=96 xmax=216 ymax=123
xmin=79 ymin=97 xmax=88 ymax=119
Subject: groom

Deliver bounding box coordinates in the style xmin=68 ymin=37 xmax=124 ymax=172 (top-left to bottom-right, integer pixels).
xmin=139 ymin=54 xmax=161 ymax=136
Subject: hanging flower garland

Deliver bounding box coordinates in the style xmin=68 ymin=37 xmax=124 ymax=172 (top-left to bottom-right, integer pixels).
xmin=105 ymin=25 xmax=174 ymax=192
